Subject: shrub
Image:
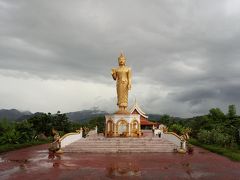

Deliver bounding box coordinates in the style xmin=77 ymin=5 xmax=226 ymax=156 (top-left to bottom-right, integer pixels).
xmin=0 ymin=129 xmax=21 ymax=144
xmin=169 ymin=124 xmax=191 ymax=136
xmin=15 ymin=120 xmax=36 ymax=143
xmin=197 ymin=129 xmax=235 ymax=147
xmin=197 ymin=129 xmax=212 ymax=144
xmin=169 ymin=124 xmax=184 ymax=135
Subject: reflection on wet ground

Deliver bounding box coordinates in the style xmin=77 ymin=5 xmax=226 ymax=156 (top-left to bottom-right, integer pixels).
xmin=107 ymin=161 xmax=141 ymax=177
xmin=0 ymin=144 xmax=240 ymax=179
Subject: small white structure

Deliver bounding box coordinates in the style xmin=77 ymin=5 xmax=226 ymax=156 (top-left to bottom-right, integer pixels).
xmin=105 ymin=114 xmax=141 ymax=137
xmin=153 ymin=124 xmax=166 ymax=136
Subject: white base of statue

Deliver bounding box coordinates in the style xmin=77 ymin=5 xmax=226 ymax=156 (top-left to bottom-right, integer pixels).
xmin=105 ymin=114 xmax=141 ymax=137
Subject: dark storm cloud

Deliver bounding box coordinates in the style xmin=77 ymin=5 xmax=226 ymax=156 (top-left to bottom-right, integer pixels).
xmin=1 ymin=0 xmax=240 ymax=116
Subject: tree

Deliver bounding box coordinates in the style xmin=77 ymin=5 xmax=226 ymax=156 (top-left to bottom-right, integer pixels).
xmin=228 ymin=105 xmax=237 ymax=119
xmin=85 ymin=116 xmax=105 ymax=133
xmin=208 ymin=108 xmax=225 ymax=122
xmin=159 ymin=114 xmax=171 ymax=126
xmin=27 ymin=112 xmax=72 ymax=136
xmin=28 ymin=113 xmax=53 ymax=136
xmin=0 ymin=119 xmax=13 ymax=136
xmin=52 ymin=112 xmax=72 ymax=133
xmin=15 ymin=120 xmax=36 ymax=142
xmin=169 ymin=124 xmax=184 ymax=135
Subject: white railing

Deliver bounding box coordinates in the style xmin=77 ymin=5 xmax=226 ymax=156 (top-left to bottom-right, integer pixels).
xmin=60 ymin=130 xmax=83 ymax=148
xmin=162 ymin=132 xmax=183 ymax=147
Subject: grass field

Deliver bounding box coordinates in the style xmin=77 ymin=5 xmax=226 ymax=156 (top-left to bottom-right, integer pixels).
xmin=189 ymin=138 xmax=240 ymax=161
xmin=0 ymin=140 xmax=50 ymax=154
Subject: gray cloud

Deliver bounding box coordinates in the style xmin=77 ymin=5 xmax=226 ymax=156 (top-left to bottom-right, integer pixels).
xmin=1 ymin=0 xmax=240 ymax=117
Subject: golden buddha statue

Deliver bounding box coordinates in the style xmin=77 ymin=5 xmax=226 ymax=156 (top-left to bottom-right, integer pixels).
xmin=112 ymin=53 xmax=132 ymax=114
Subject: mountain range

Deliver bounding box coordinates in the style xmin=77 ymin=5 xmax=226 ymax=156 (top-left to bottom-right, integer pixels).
xmin=0 ymin=109 xmax=108 ymax=123
xmin=0 ymin=109 xmax=32 ymax=121
xmin=0 ymin=109 xmax=166 ymax=123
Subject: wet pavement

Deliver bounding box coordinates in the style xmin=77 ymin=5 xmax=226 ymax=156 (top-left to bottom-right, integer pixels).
xmin=0 ymin=144 xmax=240 ymax=179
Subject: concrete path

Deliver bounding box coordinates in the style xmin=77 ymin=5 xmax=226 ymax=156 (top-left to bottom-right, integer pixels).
xmin=0 ymin=144 xmax=240 ymax=179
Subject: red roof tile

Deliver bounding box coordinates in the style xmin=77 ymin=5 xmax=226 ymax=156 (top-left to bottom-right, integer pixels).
xmin=140 ymin=119 xmax=157 ymax=125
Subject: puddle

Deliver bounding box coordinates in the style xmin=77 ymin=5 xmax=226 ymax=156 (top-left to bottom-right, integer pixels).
xmin=36 ymin=150 xmax=48 ymax=153
xmin=191 ymin=171 xmax=216 ymax=179
xmin=29 ymin=154 xmax=49 ymax=162
xmin=182 ymin=162 xmax=190 ymax=167
xmin=9 ymin=159 xmax=29 ymax=164
xmin=0 ymin=166 xmax=20 ymax=179
xmin=198 ymin=151 xmax=208 ymax=154
xmin=106 ymin=162 xmax=141 ymax=177
xmin=36 ymin=161 xmax=53 ymax=169
xmin=0 ymin=158 xmax=30 ymax=165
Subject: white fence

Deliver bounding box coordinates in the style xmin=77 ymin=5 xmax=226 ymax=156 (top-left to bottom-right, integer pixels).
xmin=162 ymin=132 xmax=182 ymax=147
xmin=60 ymin=131 xmax=83 ymax=148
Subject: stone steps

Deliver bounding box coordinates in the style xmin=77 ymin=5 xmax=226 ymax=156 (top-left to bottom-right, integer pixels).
xmin=63 ymin=137 xmax=177 ymax=153
xmin=71 ymin=142 xmax=173 ymax=144
xmin=69 ymin=144 xmax=174 ymax=146
xmin=75 ymin=142 xmax=169 ymax=145
xmin=77 ymin=140 xmax=169 ymax=143
xmin=69 ymin=143 xmax=174 ymax=147
xmin=65 ymin=148 xmax=176 ymax=153
xmin=68 ymin=148 xmax=175 ymax=150
xmin=67 ymin=148 xmax=175 ymax=151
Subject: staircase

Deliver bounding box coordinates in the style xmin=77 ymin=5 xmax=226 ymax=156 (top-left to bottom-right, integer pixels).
xmin=63 ymin=136 xmax=178 ymax=153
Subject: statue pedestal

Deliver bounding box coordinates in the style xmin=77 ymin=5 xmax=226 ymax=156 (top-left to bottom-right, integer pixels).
xmin=105 ymin=114 xmax=141 ymax=137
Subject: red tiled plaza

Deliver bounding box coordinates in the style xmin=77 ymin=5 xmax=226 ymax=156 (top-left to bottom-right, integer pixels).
xmin=0 ymin=143 xmax=240 ymax=179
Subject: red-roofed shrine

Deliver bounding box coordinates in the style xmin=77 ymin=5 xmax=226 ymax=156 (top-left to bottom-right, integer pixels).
xmin=130 ymin=100 xmax=157 ymax=129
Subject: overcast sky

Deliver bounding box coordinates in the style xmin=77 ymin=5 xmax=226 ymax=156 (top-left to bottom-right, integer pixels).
xmin=1 ymin=0 xmax=240 ymax=117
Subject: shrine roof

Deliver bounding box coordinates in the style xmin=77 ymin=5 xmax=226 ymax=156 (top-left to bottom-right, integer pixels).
xmin=140 ymin=119 xmax=157 ymax=125
xmin=129 ymin=100 xmax=148 ymax=119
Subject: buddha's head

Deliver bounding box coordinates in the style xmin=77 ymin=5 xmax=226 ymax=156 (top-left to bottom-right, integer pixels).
xmin=118 ymin=53 xmax=126 ymax=66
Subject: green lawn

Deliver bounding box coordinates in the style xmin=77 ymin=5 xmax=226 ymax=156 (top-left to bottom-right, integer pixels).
xmin=189 ymin=138 xmax=240 ymax=161
xmin=0 ymin=140 xmax=50 ymax=154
